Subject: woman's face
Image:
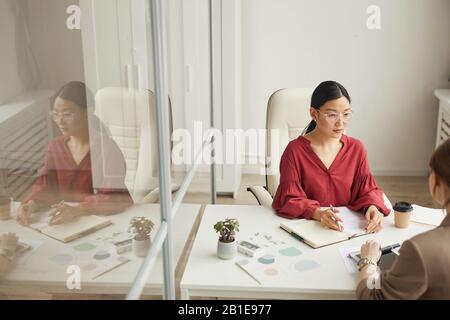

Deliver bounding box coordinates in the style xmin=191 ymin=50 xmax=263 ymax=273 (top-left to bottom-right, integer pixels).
xmin=310 ymin=96 xmax=352 ymax=139
xmin=52 ymin=97 xmax=88 ymax=137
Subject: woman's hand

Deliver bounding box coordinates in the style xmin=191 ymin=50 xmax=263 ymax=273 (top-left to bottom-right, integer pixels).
xmin=48 ymin=203 xmax=82 ymax=226
xmin=16 ymin=200 xmax=36 ymax=226
xmin=313 ymin=208 xmax=343 ymax=231
xmin=0 ymin=233 xmax=19 ymax=252
xmin=365 ymin=205 xmax=384 ymax=233
xmin=360 ymin=240 xmax=382 ymax=262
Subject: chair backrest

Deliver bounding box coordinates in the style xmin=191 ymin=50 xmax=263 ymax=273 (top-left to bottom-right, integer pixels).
xmin=94 ymin=87 xmax=173 ymax=202
xmin=266 ymin=88 xmax=314 ymax=197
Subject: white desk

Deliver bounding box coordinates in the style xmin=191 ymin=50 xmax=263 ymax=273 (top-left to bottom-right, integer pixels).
xmin=180 ymin=205 xmax=434 ymax=300
xmin=0 ymin=203 xmax=201 ymax=296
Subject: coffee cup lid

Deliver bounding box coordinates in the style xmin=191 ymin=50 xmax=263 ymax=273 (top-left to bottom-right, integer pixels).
xmin=393 ymin=201 xmax=413 ymax=212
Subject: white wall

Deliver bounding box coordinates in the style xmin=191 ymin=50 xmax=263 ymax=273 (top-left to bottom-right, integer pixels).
xmin=24 ymin=0 xmax=84 ymax=91
xmin=0 ymin=0 xmax=26 ymax=104
xmin=167 ymin=0 xmax=186 ymax=133
xmin=242 ymin=0 xmax=450 ymax=175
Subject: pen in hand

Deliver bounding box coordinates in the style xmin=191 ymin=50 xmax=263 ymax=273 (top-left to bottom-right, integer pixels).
xmin=49 ymin=200 xmax=65 ymax=224
xmin=330 ymin=205 xmax=343 ymax=231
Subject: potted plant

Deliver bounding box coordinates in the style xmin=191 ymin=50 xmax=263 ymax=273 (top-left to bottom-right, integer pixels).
xmin=214 ymin=217 xmax=240 ymax=260
xmin=129 ymin=216 xmax=155 ymax=257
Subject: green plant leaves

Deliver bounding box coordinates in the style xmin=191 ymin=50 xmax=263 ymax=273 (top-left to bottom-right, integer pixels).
xmin=213 ymin=218 xmax=240 ymax=242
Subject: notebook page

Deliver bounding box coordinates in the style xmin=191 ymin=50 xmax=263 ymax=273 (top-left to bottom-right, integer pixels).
xmin=321 ymin=207 xmax=367 ymax=238
xmin=29 ymin=209 xmax=52 ymax=231
xmin=281 ymin=219 xmax=348 ymax=248
xmin=27 ymin=202 xmax=80 ymax=231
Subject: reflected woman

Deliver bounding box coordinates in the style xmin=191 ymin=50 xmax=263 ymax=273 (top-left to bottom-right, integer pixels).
xmin=272 ymin=81 xmax=390 ymax=232
xmin=17 ymin=81 xmax=133 ymax=226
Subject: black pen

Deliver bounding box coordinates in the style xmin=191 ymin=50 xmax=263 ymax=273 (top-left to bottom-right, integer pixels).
xmin=280 ymin=226 xmax=305 ymax=242
xmin=380 ymin=243 xmax=400 ymax=254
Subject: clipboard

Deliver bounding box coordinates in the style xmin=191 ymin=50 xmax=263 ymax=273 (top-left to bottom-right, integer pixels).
xmin=348 ymin=243 xmax=401 ymax=271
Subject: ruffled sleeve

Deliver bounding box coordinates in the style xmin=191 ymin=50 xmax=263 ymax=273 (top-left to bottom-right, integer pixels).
xmin=272 ymin=143 xmax=320 ymax=219
xmin=22 ymin=141 xmax=59 ymax=209
xmin=348 ymin=145 xmax=390 ymax=215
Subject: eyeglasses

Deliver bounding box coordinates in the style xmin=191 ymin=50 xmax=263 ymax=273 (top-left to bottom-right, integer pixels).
xmin=317 ymin=110 xmax=353 ymax=123
xmin=49 ymin=111 xmax=76 ymax=122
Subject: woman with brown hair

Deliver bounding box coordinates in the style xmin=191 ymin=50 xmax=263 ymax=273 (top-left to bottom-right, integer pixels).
xmin=356 ymin=138 xmax=450 ymax=299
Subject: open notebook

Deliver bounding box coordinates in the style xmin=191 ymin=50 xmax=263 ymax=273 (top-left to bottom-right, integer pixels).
xmin=280 ymin=207 xmax=369 ymax=249
xmin=28 ymin=207 xmax=112 ymax=243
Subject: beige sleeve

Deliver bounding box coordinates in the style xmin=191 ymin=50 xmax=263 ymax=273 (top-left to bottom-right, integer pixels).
xmin=356 ymin=240 xmax=427 ymax=300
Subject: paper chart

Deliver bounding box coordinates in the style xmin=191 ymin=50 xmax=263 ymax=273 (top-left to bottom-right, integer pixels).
xmin=49 ymin=241 xmax=129 ymax=280
xmin=236 ymin=244 xmax=320 ymax=285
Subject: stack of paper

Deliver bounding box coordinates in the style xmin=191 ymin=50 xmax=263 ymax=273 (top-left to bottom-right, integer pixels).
xmin=411 ymin=205 xmax=445 ymax=226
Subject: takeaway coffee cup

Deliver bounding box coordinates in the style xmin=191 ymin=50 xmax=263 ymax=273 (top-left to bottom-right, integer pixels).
xmin=0 ymin=196 xmax=11 ymax=221
xmin=393 ymin=202 xmax=413 ymax=228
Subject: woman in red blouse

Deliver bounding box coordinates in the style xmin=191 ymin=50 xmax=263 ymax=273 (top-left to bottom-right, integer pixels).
xmin=17 ymin=82 xmax=133 ymax=226
xmin=272 ymin=81 xmax=389 ymax=232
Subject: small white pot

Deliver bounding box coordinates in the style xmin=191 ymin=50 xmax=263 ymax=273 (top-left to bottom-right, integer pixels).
xmin=217 ymin=239 xmax=237 ymax=260
xmin=132 ymin=237 xmax=151 ymax=257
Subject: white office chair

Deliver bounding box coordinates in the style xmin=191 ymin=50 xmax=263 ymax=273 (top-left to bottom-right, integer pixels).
xmin=95 ymin=87 xmax=179 ymax=203
xmin=247 ymin=88 xmax=392 ymax=210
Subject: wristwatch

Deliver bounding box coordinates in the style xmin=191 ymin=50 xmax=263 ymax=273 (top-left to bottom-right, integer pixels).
xmin=357 ymin=257 xmax=378 ymax=271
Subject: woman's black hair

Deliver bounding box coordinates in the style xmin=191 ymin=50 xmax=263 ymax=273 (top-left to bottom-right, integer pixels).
xmin=52 ymin=81 xmax=110 ymax=135
xmin=53 ymin=81 xmax=94 ymax=111
xmin=303 ymin=81 xmax=351 ymax=135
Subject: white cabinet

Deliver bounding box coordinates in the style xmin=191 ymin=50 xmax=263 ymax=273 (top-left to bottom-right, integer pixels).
xmin=81 ymin=0 xmax=242 ymax=197
xmin=79 ymin=0 xmax=152 ymax=92
xmin=434 ymin=89 xmax=450 ymax=147
xmin=0 ymin=91 xmax=53 ymax=199
xmin=182 ymin=0 xmax=242 ymax=197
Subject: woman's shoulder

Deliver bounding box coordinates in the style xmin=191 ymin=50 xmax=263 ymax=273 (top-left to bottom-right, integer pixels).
xmin=283 ymin=136 xmax=308 ymax=157
xmin=395 ymin=225 xmax=450 ymax=275
xmin=408 ymin=224 xmax=450 ymax=254
xmin=343 ymin=135 xmax=368 ymax=157
xmin=343 ymin=135 xmax=365 ymax=149
xmin=47 ymin=135 xmax=67 ymax=150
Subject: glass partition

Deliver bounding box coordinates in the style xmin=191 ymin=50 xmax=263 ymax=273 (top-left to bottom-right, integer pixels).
xmin=0 ymin=0 xmax=202 ymax=300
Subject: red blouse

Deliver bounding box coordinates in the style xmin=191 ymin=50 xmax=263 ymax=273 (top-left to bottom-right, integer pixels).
xmin=272 ymin=135 xmax=390 ymax=219
xmin=24 ymin=134 xmax=133 ymax=212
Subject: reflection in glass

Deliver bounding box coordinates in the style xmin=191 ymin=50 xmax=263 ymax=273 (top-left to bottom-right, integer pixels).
xmin=17 ymin=82 xmax=133 ymax=227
